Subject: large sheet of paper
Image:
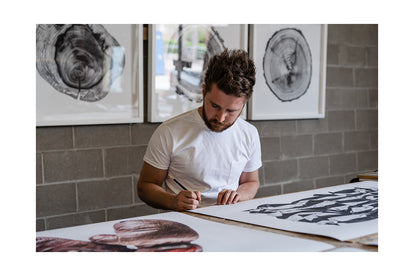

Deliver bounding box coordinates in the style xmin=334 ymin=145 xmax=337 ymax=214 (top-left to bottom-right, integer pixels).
xmin=191 ymin=181 xmax=378 ymax=241
xmin=36 ymin=211 xmax=333 ymax=252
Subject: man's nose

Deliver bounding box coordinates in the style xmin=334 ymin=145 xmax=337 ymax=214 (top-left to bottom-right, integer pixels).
xmin=216 ymin=110 xmax=227 ymax=122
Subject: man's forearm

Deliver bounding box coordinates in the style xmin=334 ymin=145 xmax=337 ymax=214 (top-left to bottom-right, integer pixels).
xmin=236 ymin=181 xmax=260 ymax=201
xmin=137 ymin=181 xmax=176 ymax=210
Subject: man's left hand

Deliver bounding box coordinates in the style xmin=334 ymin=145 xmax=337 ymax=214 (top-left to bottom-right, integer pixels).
xmin=217 ymin=189 xmax=241 ymax=205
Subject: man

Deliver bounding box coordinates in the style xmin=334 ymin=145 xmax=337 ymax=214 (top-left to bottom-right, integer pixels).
xmin=137 ymin=49 xmax=262 ymax=211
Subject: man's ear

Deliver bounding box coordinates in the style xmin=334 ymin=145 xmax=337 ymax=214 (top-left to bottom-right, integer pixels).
xmin=202 ymin=84 xmax=206 ymax=97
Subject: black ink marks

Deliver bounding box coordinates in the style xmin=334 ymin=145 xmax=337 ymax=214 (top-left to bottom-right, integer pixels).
xmin=169 ymin=25 xmax=225 ymax=103
xmin=263 ymin=28 xmax=312 ymax=102
xmin=245 ymin=187 xmax=378 ymax=226
xmin=36 ymin=24 xmax=125 ymax=102
xmin=36 ymin=219 xmax=202 ymax=252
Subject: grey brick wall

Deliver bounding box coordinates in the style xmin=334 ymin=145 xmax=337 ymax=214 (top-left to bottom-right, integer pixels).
xmin=36 ymin=24 xmax=378 ymax=230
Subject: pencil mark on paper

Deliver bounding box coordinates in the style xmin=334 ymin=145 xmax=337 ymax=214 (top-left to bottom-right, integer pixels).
xmin=262 ymin=28 xmax=312 ymax=102
xmin=245 ymin=187 xmax=378 ymax=226
xmin=36 ymin=219 xmax=202 ymax=252
xmin=36 ymin=24 xmax=125 ymax=102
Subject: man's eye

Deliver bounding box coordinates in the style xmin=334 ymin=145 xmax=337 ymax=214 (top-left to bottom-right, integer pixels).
xmin=212 ymin=103 xmax=219 ymax=109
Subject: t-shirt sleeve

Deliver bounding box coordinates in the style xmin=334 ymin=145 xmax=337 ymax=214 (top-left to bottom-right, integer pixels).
xmin=243 ymin=127 xmax=262 ymax=172
xmin=143 ymin=124 xmax=172 ymax=170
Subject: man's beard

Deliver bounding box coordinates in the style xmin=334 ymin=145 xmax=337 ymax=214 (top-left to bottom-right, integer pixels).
xmin=201 ymin=105 xmax=235 ymax=132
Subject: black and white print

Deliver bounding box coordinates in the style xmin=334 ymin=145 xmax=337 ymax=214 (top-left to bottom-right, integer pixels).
xmin=36 ymin=24 xmax=125 ymax=102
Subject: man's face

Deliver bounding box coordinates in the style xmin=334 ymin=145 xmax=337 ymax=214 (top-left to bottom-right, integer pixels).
xmin=201 ymin=83 xmax=246 ymax=132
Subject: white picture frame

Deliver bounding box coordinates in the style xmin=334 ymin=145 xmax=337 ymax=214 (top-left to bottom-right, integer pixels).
xmin=248 ymin=24 xmax=327 ymax=120
xmin=148 ymin=24 xmax=248 ymax=123
xmin=36 ymin=24 xmax=144 ymax=126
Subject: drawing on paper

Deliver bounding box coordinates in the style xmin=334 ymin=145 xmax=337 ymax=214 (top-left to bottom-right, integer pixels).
xmin=36 ymin=219 xmax=202 ymax=252
xmin=36 ymin=24 xmax=125 ymax=102
xmin=262 ymin=28 xmax=312 ymax=102
xmin=167 ymin=25 xmax=225 ymax=103
xmin=245 ymin=187 xmax=378 ymax=226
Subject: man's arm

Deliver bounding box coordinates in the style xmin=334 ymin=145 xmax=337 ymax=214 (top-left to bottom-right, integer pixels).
xmin=217 ymin=170 xmax=260 ymax=205
xmin=137 ymin=162 xmax=201 ymax=211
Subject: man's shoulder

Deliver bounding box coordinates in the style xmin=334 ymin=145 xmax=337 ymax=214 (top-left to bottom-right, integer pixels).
xmin=157 ymin=109 xmax=199 ymax=133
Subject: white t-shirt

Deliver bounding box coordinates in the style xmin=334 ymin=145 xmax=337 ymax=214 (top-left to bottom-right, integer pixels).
xmin=143 ymin=108 xmax=262 ymax=204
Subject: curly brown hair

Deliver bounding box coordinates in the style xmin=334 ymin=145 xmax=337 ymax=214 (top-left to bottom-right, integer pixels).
xmin=203 ymin=49 xmax=256 ymax=100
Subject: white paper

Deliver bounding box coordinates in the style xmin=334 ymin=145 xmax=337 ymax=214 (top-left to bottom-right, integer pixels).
xmin=36 ymin=211 xmax=334 ymax=252
xmin=191 ymin=181 xmax=378 ymax=241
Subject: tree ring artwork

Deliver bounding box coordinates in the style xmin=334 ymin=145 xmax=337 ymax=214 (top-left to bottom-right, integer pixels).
xmin=36 ymin=24 xmax=125 ymax=102
xmin=263 ymin=28 xmax=312 ymax=102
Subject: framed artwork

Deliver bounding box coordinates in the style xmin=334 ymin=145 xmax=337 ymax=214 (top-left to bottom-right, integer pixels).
xmin=248 ymin=24 xmax=327 ymax=120
xmin=36 ymin=24 xmax=144 ymax=126
xmin=148 ymin=24 xmax=248 ymax=122
xmin=36 ymin=211 xmax=334 ymax=252
xmin=192 ymin=181 xmax=378 ymax=241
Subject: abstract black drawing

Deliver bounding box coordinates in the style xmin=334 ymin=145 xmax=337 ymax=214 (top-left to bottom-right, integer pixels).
xmin=245 ymin=187 xmax=378 ymax=226
xmin=262 ymin=28 xmax=312 ymax=102
xmin=168 ymin=25 xmax=225 ymax=103
xmin=36 ymin=24 xmax=125 ymax=102
xmin=36 ymin=219 xmax=202 ymax=252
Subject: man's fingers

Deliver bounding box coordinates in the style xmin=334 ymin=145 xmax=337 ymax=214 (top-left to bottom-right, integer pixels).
xmin=217 ymin=190 xmax=240 ymax=205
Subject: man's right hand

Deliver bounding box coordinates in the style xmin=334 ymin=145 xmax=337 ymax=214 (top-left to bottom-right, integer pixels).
xmin=174 ymin=190 xmax=201 ymax=211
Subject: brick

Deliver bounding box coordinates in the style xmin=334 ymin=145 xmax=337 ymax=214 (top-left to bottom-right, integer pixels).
xmin=260 ymin=137 xmax=281 ymax=161
xmin=326 ymin=67 xmax=354 ymax=87
xmin=107 ymin=204 xmax=159 ymax=221
xmin=337 ymin=45 xmax=366 ymax=67
xmin=344 ymin=131 xmax=371 ymax=151
xmin=74 ymin=124 xmax=130 ymax=148
xmin=327 ymin=24 xmax=353 ymax=44
xmin=297 ymin=118 xmax=329 ymax=134
xmin=356 ymin=110 xmax=378 ymax=130
xmin=77 ymin=177 xmax=133 ymax=211
xmin=37 ymin=153 xmax=43 ymax=184
xmin=299 ymin=156 xmax=329 ymax=179
xmin=256 ymin=185 xmax=282 ymax=198
xmin=330 ymin=153 xmax=357 ymax=175
xmin=355 ymin=68 xmax=378 ymax=88
xmin=370 ymin=131 xmax=378 ymax=150
xmin=327 ymin=44 xmax=339 ymax=65
xmin=283 ymin=180 xmax=314 ymax=194
xmin=327 ymin=88 xmax=370 ymax=111
xmin=131 ymin=123 xmax=159 ymax=145
xmin=366 ymin=46 xmax=378 ymax=67
xmin=349 ymin=25 xmax=378 ymax=46
xmin=314 ymin=132 xmax=343 ymax=154
xmin=254 ymin=120 xmax=297 ymax=137
xmin=45 ymin=210 xmax=106 ymax=230
xmin=105 ymin=146 xmax=146 ymax=177
xmin=36 ymin=183 xmax=76 ymax=217
xmin=315 ymin=176 xmax=346 ymax=188
xmin=36 ymin=219 xmax=45 ymax=232
xmin=43 ymin=149 xmax=104 ymax=182
xmin=36 ymin=126 xmax=73 ymax=151
xmin=281 ymin=135 xmax=313 ymax=157
xmin=263 ymin=160 xmax=297 ymax=184
xmin=328 ymin=24 xmax=377 ymax=46
xmin=357 ymin=151 xmax=378 ymax=171
xmin=369 ymin=89 xmax=378 ymax=108
xmin=328 ymin=110 xmax=355 ymax=131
